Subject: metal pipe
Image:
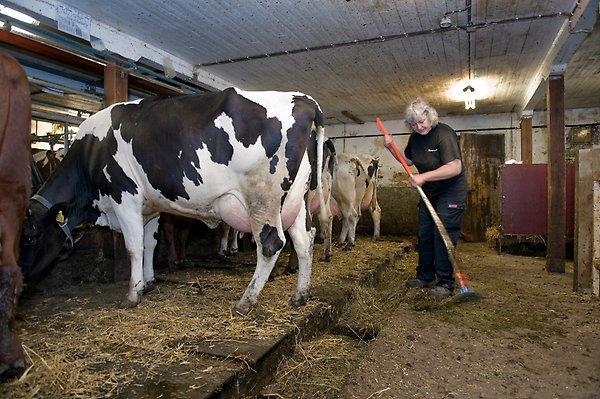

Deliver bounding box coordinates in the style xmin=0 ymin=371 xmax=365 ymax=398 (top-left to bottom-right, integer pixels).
xmin=63 ymin=123 xmax=70 ymax=153
xmin=326 ymin=122 xmax=600 ymax=139
xmin=199 ymin=12 xmax=568 ymax=66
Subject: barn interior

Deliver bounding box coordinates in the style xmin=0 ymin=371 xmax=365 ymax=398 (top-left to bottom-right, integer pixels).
xmin=1 ymin=0 xmax=599 ymax=398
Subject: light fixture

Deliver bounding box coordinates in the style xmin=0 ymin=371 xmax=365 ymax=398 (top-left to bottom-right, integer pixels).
xmin=439 ymin=15 xmax=452 ymax=28
xmin=0 ymin=6 xmax=39 ymax=25
xmin=463 ymin=85 xmax=476 ymax=109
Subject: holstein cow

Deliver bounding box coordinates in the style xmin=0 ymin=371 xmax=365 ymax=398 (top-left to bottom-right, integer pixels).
xmin=20 ymin=88 xmax=326 ymax=315
xmin=331 ymin=153 xmax=381 ymax=249
xmin=0 ymin=53 xmax=31 ymax=381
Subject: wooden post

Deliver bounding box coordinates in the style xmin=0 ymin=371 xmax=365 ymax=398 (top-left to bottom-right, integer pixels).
xmin=520 ymin=112 xmax=533 ymax=164
xmin=546 ymin=75 xmax=566 ymax=273
xmin=103 ymin=61 xmax=129 ymax=281
xmin=574 ymin=149 xmax=594 ymax=291
xmin=104 ymin=61 xmax=128 ymax=106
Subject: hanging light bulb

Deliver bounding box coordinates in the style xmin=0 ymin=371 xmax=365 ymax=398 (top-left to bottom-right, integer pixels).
xmin=463 ymin=85 xmax=476 ymax=109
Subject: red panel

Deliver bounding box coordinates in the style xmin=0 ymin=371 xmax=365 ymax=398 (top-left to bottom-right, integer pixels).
xmin=501 ymin=164 xmax=574 ymax=237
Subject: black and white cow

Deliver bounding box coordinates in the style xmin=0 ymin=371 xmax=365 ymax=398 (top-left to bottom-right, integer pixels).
xmin=20 ymin=87 xmax=325 ymax=315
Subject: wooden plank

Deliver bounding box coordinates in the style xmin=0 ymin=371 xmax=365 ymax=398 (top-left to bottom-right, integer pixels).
xmin=459 ymin=133 xmax=505 ymax=241
xmin=520 ymin=115 xmax=533 ymax=164
xmin=546 ymin=74 xmax=565 ymax=273
xmin=104 ymin=61 xmax=128 ymax=107
xmin=574 ymin=149 xmax=594 ymax=291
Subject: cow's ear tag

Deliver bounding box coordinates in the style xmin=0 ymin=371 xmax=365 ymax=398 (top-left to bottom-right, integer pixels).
xmin=56 ymin=211 xmax=66 ymax=223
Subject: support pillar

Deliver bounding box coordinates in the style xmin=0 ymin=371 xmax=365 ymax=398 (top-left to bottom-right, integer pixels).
xmin=546 ymin=74 xmax=566 ymax=273
xmin=103 ymin=61 xmax=129 ymax=281
xmin=520 ymin=111 xmax=533 ymax=164
xmin=104 ymin=61 xmax=128 ymax=106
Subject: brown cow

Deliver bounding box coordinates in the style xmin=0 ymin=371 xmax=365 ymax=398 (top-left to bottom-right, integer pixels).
xmin=33 ymin=148 xmax=62 ymax=181
xmin=160 ymin=213 xmax=192 ymax=271
xmin=0 ymin=53 xmax=31 ymax=381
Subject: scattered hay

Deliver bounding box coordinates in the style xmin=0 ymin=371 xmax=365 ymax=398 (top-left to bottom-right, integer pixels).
xmin=3 ymin=238 xmax=405 ymax=398
xmin=262 ymin=248 xmax=417 ymax=398
xmin=485 ymin=226 xmax=502 ymax=248
xmin=261 ymin=335 xmax=360 ymax=399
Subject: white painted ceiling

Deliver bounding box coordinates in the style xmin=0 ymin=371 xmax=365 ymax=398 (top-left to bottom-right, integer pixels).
xmin=10 ymin=0 xmax=600 ymax=124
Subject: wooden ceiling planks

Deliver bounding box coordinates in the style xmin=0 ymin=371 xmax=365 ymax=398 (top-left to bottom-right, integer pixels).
xmin=19 ymin=0 xmax=600 ymax=120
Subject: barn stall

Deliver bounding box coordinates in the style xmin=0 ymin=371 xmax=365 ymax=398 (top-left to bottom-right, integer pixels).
xmin=0 ymin=0 xmax=599 ymax=397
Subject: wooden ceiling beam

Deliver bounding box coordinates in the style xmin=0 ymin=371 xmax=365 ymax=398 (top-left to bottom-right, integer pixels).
xmin=341 ymin=110 xmax=365 ymax=124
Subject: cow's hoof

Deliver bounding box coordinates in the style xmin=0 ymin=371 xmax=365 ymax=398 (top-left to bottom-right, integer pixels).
xmin=371 ymin=236 xmax=379 ymax=242
xmin=290 ymin=291 xmax=310 ymax=308
xmin=118 ymin=297 xmax=140 ymax=309
xmin=284 ymin=264 xmax=298 ymax=275
xmin=227 ymin=249 xmax=239 ymax=257
xmin=342 ymin=243 xmax=354 ymax=251
xmin=0 ymin=360 xmax=25 ymax=382
xmin=319 ymin=253 xmax=332 ymax=262
xmin=142 ymin=281 xmax=156 ymax=294
xmin=234 ymin=299 xmax=256 ymax=316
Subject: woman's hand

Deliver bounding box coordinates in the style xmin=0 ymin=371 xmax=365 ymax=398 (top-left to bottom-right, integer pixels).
xmin=409 ymin=173 xmax=426 ymax=188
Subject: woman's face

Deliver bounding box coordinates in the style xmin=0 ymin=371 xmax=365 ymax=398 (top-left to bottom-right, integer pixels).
xmin=409 ymin=113 xmax=432 ymax=135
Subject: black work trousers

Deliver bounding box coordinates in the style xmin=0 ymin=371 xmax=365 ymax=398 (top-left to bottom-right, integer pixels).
xmin=416 ymin=189 xmax=466 ymax=290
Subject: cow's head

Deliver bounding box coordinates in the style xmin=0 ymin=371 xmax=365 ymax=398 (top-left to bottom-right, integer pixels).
xmin=20 ymin=200 xmax=74 ymax=284
xmin=368 ymin=157 xmax=380 ymax=180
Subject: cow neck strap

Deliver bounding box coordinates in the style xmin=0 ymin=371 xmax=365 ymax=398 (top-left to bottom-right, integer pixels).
xmin=31 ymin=194 xmax=74 ymax=249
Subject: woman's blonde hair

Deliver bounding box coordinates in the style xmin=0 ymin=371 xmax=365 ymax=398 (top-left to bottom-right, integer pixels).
xmin=404 ymin=98 xmax=439 ymax=130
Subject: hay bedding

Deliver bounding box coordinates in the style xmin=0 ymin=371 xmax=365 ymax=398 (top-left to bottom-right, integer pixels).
xmin=261 ymin=248 xmax=416 ymax=399
xmin=1 ymin=239 xmax=402 ymax=398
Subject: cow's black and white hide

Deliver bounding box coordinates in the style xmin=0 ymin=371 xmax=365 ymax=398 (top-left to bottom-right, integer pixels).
xmin=20 ymin=88 xmax=325 ymax=315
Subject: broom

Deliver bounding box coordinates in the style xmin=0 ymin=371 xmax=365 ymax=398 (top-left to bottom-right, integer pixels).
xmin=376 ymin=117 xmax=479 ymax=303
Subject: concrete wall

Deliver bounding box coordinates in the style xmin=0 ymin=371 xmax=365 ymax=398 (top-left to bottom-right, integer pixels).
xmin=327 ymin=107 xmax=600 ymax=237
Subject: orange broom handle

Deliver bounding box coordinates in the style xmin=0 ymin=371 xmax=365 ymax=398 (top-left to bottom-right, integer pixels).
xmin=375 ymin=117 xmax=412 ymax=176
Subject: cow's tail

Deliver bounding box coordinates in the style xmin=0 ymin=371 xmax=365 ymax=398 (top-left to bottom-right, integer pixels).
xmin=349 ymin=157 xmax=368 ymax=178
xmin=315 ymin=115 xmax=326 ymax=219
xmin=323 ymin=139 xmax=336 ymax=176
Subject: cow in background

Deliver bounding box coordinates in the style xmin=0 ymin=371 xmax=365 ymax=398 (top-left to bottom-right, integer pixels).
xmin=218 ymin=223 xmax=241 ymax=257
xmin=331 ymin=153 xmax=381 ymax=249
xmin=307 ymin=138 xmax=336 ymax=261
xmin=160 ymin=213 xmax=192 ymax=271
xmin=33 ymin=148 xmax=63 ymax=181
xmin=0 ymin=53 xmax=31 ymax=381
xmin=286 ymin=138 xmax=336 ymax=274
xmin=20 ymin=88 xmax=326 ymax=315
